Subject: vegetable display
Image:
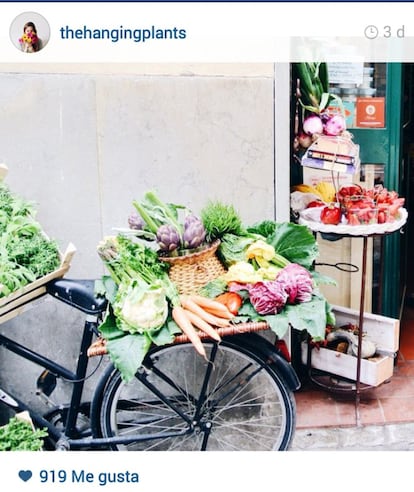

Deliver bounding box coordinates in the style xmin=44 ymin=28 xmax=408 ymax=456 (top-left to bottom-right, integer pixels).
xmin=128 ymin=190 xmax=207 ymax=255
xmin=292 ymin=62 xmax=346 ymax=153
xmin=293 ymin=183 xmax=406 ymax=227
xmin=97 ymin=192 xmax=335 ymax=382
xmin=0 ymin=416 xmax=47 ymax=451
xmin=0 ymin=183 xmax=61 ymax=298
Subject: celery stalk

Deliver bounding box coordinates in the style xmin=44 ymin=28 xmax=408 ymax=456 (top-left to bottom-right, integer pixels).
xmin=132 ymin=200 xmax=159 ymax=234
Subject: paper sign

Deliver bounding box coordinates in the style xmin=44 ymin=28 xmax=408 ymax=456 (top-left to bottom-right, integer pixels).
xmin=356 ymin=97 xmax=385 ymax=128
xmin=328 ymin=62 xmax=364 ymax=85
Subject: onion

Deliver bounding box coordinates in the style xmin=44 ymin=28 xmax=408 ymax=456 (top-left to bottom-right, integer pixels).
xmin=324 ymin=114 xmax=346 ymax=136
xmin=298 ymin=133 xmax=313 ymax=149
xmin=302 ymin=115 xmax=323 ymax=136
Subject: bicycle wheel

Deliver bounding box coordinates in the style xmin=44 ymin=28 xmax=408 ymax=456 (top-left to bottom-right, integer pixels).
xmin=98 ymin=338 xmax=296 ymax=451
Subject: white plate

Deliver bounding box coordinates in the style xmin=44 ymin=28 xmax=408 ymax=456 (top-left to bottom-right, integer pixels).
xmin=299 ymin=208 xmax=408 ymax=236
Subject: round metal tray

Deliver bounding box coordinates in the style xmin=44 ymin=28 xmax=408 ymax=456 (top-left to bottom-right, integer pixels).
xmin=309 ymin=369 xmax=374 ymax=396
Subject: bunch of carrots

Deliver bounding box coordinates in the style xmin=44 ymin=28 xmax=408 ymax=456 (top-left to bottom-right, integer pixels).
xmin=172 ymin=293 xmax=242 ymax=359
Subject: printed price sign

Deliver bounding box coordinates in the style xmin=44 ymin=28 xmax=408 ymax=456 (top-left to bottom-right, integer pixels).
xmin=356 ymin=97 xmax=385 ymax=128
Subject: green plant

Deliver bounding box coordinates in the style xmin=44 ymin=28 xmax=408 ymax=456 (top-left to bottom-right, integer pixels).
xmin=0 ymin=416 xmax=48 ymax=451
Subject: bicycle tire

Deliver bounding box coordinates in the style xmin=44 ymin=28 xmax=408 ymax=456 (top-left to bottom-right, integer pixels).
xmin=97 ymin=337 xmax=296 ymax=451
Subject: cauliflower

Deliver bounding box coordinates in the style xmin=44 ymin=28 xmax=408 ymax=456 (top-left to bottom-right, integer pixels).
xmin=245 ymin=240 xmax=276 ymax=268
xmin=256 ymin=265 xmax=282 ymax=281
xmin=222 ymin=261 xmax=263 ymax=284
xmin=114 ymin=279 xmax=169 ymax=334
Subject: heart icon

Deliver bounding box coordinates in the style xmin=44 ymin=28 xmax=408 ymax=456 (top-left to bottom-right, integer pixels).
xmin=18 ymin=470 xmax=32 ymax=482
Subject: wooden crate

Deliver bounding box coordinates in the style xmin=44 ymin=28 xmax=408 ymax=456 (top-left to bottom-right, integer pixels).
xmin=301 ymin=305 xmax=400 ymax=387
xmin=0 ymin=243 xmax=76 ymax=324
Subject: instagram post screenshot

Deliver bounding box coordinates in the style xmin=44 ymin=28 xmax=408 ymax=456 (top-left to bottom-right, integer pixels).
xmin=0 ymin=0 xmax=414 ymax=489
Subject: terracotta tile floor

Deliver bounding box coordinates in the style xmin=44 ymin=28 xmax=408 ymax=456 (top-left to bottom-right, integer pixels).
xmin=295 ymin=304 xmax=414 ymax=429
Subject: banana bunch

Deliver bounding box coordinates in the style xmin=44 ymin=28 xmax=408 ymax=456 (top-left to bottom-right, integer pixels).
xmin=292 ymin=182 xmax=336 ymax=204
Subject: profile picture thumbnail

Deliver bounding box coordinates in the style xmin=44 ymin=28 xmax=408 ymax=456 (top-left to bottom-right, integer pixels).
xmin=10 ymin=12 xmax=50 ymax=53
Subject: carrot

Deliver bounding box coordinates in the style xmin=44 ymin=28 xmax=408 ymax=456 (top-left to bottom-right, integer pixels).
xmin=183 ymin=308 xmax=221 ymax=342
xmin=189 ymin=294 xmax=234 ymax=319
xmin=180 ymin=296 xmax=231 ymax=328
xmin=172 ymin=306 xmax=206 ymax=358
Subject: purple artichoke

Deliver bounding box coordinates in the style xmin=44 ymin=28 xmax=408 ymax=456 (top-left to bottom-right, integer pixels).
xmin=184 ymin=214 xmax=201 ymax=228
xmin=247 ymin=281 xmax=288 ymax=315
xmin=276 ymin=263 xmax=313 ymax=304
xmin=128 ymin=212 xmax=144 ymax=230
xmin=156 ymin=224 xmax=181 ymax=253
xmin=182 ymin=216 xmax=206 ymax=249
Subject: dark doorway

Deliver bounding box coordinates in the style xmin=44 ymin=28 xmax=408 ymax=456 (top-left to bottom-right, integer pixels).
xmin=401 ymin=64 xmax=414 ymax=308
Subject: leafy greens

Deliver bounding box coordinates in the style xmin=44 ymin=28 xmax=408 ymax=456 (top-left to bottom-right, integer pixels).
xmin=0 ymin=183 xmax=61 ymax=297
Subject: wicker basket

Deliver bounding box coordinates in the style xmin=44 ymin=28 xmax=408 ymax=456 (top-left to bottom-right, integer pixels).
xmin=87 ymin=321 xmax=270 ymax=357
xmin=158 ymin=240 xmax=226 ymax=295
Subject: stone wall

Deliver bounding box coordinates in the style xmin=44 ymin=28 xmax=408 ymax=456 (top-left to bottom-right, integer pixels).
xmin=0 ymin=63 xmax=290 ymax=420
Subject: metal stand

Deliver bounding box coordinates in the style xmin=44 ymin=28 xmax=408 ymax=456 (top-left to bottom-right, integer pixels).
xmin=308 ymin=234 xmax=372 ymax=425
xmin=355 ymin=235 xmax=368 ymax=426
xmin=309 ymin=232 xmax=398 ymax=425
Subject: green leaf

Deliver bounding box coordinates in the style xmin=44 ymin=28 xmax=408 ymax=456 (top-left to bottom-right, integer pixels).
xmin=318 ymin=62 xmax=330 ymax=93
xmin=319 ymin=92 xmax=330 ymax=112
xmin=106 ymin=333 xmax=151 ymax=383
xmin=268 ymin=222 xmax=319 ymax=269
xmin=263 ymin=311 xmax=290 ymax=339
xmin=235 ymin=294 xmax=333 ymax=342
xmin=283 ymin=296 xmax=331 ymax=341
xmin=311 ymin=270 xmax=337 ymax=287
xmin=298 ymin=100 xmax=320 ymax=114
xmin=98 ymin=309 xmax=125 ymax=340
xmin=148 ymin=320 xmax=179 ymax=346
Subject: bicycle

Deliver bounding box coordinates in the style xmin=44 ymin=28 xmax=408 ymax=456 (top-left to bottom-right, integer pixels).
xmin=0 ymin=277 xmax=300 ymax=451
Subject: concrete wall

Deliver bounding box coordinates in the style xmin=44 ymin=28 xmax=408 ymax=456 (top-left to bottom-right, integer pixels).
xmin=0 ymin=63 xmax=290 ymax=420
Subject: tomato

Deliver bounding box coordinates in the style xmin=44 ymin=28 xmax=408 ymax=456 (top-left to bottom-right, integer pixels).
xmin=215 ymin=292 xmax=243 ymax=315
xmin=377 ymin=211 xmax=387 ymax=224
xmin=306 ymin=200 xmax=324 ymax=208
xmin=320 ymin=204 xmax=341 ymax=225
xmin=338 ymin=185 xmax=363 ymax=198
xmin=346 ymin=212 xmax=360 ymax=226
xmin=388 ymin=198 xmax=405 ymax=217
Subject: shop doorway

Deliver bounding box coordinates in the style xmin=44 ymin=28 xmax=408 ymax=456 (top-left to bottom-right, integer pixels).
xmin=402 ymin=64 xmax=414 ymax=308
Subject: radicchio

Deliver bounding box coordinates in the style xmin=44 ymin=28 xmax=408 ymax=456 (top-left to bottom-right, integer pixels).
xmin=276 ymin=263 xmax=313 ymax=304
xmin=247 ymin=281 xmax=288 ymax=315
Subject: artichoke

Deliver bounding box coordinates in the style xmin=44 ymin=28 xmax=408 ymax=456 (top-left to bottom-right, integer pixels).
xmin=128 ymin=212 xmax=144 ymax=230
xmin=182 ymin=216 xmax=206 ymax=249
xmin=184 ymin=214 xmax=201 ymax=228
xmin=156 ymin=224 xmax=181 ymax=253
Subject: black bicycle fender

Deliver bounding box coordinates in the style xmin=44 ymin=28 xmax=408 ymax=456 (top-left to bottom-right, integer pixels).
xmin=223 ymin=333 xmax=301 ymax=391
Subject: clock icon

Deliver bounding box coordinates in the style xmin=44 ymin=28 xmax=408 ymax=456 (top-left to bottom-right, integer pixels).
xmin=365 ymin=25 xmax=379 ymax=39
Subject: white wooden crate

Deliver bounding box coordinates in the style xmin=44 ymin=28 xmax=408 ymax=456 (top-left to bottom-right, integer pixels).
xmin=301 ymin=305 xmax=400 ymax=387
xmin=0 ymin=243 xmax=76 ymax=324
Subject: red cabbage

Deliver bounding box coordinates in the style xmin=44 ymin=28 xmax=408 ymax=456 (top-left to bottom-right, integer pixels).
xmin=276 ymin=263 xmax=313 ymax=304
xmin=246 ymin=281 xmax=288 ymax=315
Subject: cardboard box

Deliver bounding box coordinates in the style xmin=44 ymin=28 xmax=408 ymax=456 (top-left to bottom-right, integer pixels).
xmin=301 ymin=305 xmax=399 ymax=387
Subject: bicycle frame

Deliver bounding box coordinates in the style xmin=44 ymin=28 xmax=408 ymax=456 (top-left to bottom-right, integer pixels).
xmin=0 ymin=312 xmax=192 ymax=449
xmin=0 ymin=278 xmax=300 ymax=450
xmin=0 ymin=315 xmax=230 ymax=449
xmin=0 ymin=313 xmax=98 ymax=445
